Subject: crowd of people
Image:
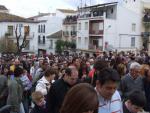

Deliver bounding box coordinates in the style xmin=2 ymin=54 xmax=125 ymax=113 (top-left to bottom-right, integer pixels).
xmin=0 ymin=51 xmax=150 ymax=113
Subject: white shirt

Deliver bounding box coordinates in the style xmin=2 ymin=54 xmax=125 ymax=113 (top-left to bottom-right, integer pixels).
xmin=36 ymin=76 xmax=50 ymax=96
xmin=97 ymin=90 xmax=123 ymax=113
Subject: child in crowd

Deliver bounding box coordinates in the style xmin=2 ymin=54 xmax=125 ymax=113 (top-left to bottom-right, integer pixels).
xmin=123 ymin=90 xmax=146 ymax=113
xmin=30 ymin=91 xmax=47 ymax=113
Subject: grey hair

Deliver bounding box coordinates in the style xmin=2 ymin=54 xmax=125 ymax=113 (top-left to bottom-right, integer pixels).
xmin=130 ymin=62 xmax=141 ymax=70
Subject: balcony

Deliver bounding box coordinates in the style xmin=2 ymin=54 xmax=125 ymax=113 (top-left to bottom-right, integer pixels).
xmin=89 ymin=45 xmax=97 ymax=50
xmin=78 ymin=11 xmax=104 ymax=19
xmin=88 ymin=45 xmax=103 ymax=51
xmin=141 ymin=32 xmax=150 ymax=38
xmin=89 ymin=30 xmax=103 ymax=36
xmin=6 ymin=32 xmax=34 ymax=39
xmin=143 ymin=15 xmax=150 ymax=23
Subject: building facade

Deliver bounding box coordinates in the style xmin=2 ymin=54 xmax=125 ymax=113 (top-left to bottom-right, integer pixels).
xmin=62 ymin=15 xmax=77 ymax=42
xmin=29 ymin=9 xmax=77 ymax=55
xmin=76 ymin=0 xmax=150 ymax=53
xmin=0 ymin=6 xmax=38 ymax=54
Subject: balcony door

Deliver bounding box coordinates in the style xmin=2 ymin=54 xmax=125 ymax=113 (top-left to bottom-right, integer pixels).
xmin=93 ymin=39 xmax=99 ymax=49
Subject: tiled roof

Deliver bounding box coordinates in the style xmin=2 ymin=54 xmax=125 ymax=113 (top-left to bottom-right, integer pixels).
xmin=0 ymin=5 xmax=8 ymax=10
xmin=47 ymin=30 xmax=62 ymax=39
xmin=0 ymin=12 xmax=37 ymax=23
xmin=57 ymin=9 xmax=77 ymax=14
xmin=28 ymin=13 xmax=50 ymax=19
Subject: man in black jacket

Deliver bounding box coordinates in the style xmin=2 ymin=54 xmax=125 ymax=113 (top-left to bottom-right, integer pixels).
xmin=46 ymin=67 xmax=78 ymax=113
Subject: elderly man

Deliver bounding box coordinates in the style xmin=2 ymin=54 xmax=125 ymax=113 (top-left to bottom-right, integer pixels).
xmin=118 ymin=62 xmax=144 ymax=100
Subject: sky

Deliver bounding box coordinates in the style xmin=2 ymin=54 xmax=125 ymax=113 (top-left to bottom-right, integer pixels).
xmin=0 ymin=0 xmax=116 ymax=18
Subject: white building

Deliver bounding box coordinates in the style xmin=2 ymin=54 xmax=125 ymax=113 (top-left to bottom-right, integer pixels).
xmin=76 ymin=0 xmax=150 ymax=53
xmin=141 ymin=0 xmax=150 ymax=54
xmin=62 ymin=14 xmax=77 ymax=42
xmin=29 ymin=9 xmax=77 ymax=55
xmin=0 ymin=5 xmax=38 ymax=54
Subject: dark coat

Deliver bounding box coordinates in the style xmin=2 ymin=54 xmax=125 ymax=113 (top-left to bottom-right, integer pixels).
xmin=0 ymin=75 xmax=8 ymax=107
xmin=7 ymin=78 xmax=23 ymax=113
xmin=46 ymin=79 xmax=71 ymax=113
xmin=30 ymin=104 xmax=47 ymax=113
xmin=143 ymin=78 xmax=150 ymax=112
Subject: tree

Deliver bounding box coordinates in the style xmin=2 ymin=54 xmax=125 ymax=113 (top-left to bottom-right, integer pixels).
xmin=55 ymin=40 xmax=76 ymax=54
xmin=15 ymin=24 xmax=29 ymax=55
xmin=55 ymin=40 xmax=65 ymax=54
xmin=0 ymin=36 xmax=17 ymax=53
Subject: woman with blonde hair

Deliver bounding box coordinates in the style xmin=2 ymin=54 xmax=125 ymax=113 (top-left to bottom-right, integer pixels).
xmin=117 ymin=63 xmax=127 ymax=78
xmin=140 ymin=64 xmax=149 ymax=76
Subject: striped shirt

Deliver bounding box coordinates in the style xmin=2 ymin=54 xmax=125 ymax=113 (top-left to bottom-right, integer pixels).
xmin=97 ymin=90 xmax=123 ymax=113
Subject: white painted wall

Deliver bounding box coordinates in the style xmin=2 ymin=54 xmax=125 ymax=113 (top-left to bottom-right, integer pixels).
xmin=103 ymin=19 xmax=117 ymax=50
xmin=0 ymin=22 xmax=38 ymax=53
xmin=32 ymin=10 xmax=76 ymax=54
xmin=46 ymin=16 xmax=63 ymax=35
xmin=116 ymin=3 xmax=142 ymax=51
xmin=77 ymin=19 xmax=89 ymax=49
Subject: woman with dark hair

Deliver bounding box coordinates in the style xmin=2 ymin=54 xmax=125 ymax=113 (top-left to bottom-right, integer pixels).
xmin=60 ymin=83 xmax=99 ymax=113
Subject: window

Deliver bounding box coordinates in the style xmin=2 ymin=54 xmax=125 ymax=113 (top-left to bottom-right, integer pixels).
xmin=65 ymin=26 xmax=68 ymax=31
xmin=7 ymin=26 xmax=13 ymax=36
xmin=43 ymin=25 xmax=45 ymax=33
xmin=38 ymin=25 xmax=40 ymax=33
xmin=78 ymin=23 xmax=81 ymax=30
xmin=78 ymin=37 xmax=81 ymax=45
xmin=40 ymin=25 xmax=42 ymax=33
xmin=38 ymin=35 xmax=41 ymax=44
xmin=99 ymin=22 xmax=104 ymax=30
xmin=131 ymin=37 xmax=135 ymax=47
xmin=49 ymin=40 xmax=53 ymax=48
xmin=111 ymin=8 xmax=113 ymax=14
xmin=132 ymin=23 xmax=136 ymax=32
xmin=93 ymin=39 xmax=99 ymax=48
xmin=71 ymin=25 xmax=76 ymax=31
xmin=85 ymin=22 xmax=88 ymax=30
xmin=24 ymin=26 xmax=30 ymax=36
xmin=85 ymin=37 xmax=88 ymax=45
xmin=43 ymin=36 xmax=45 ymax=44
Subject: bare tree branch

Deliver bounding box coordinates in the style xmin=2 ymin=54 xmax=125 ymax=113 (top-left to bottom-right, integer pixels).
xmin=15 ymin=24 xmax=28 ymax=55
xmin=15 ymin=25 xmax=20 ymax=52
